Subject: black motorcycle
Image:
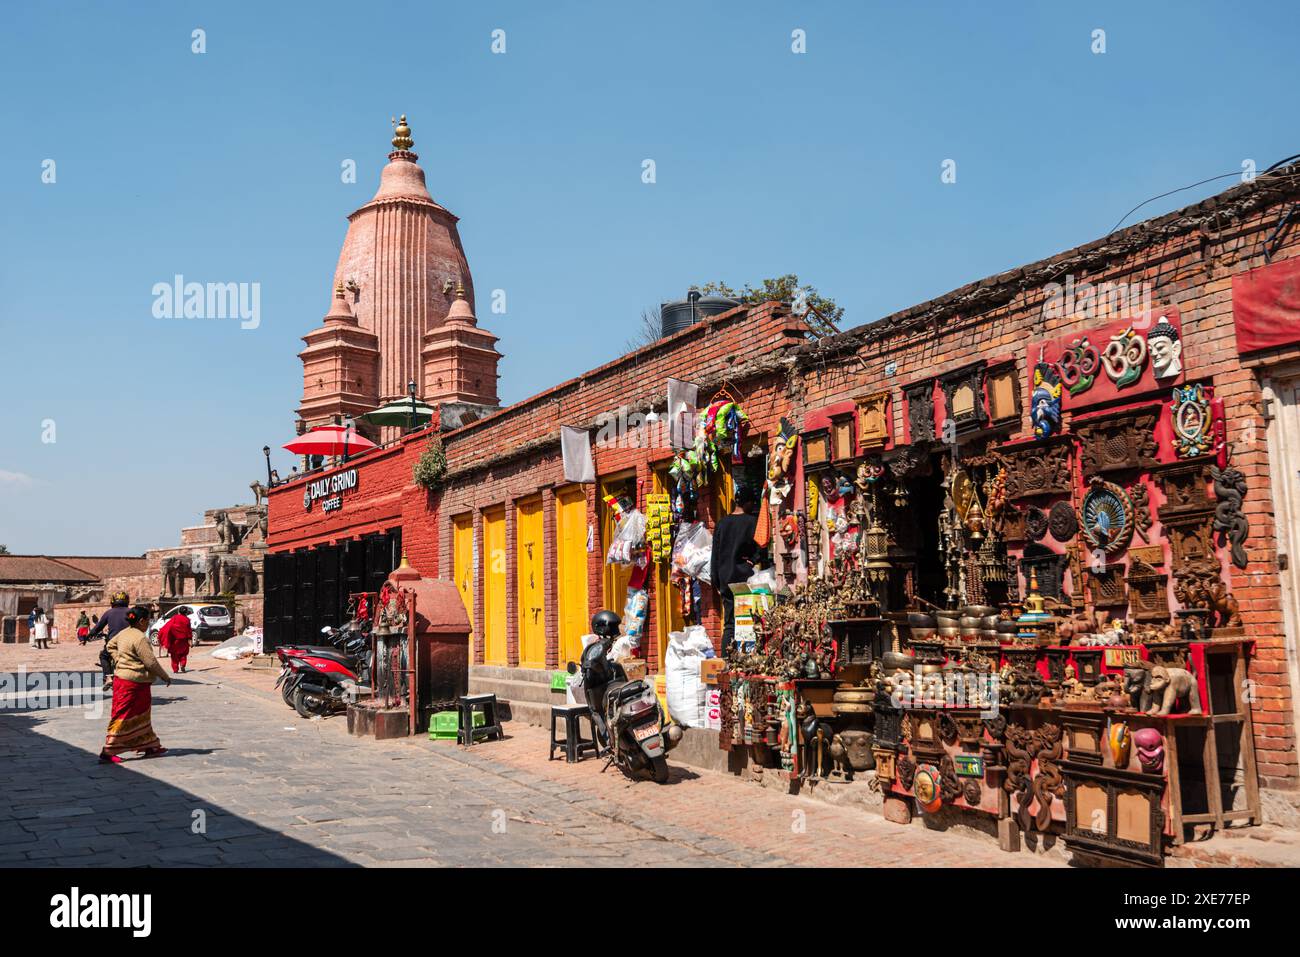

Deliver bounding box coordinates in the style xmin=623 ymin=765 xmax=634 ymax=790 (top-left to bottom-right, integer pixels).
xmin=574 ymin=610 xmax=682 ymax=784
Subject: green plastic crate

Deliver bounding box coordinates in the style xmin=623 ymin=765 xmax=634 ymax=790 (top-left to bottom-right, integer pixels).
xmin=428 ymin=709 xmax=485 ymax=740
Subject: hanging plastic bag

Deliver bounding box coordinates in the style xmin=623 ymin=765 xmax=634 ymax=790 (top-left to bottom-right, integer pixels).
xmin=670 ymin=521 xmax=713 ymax=581
xmin=605 ymin=508 xmax=647 ymax=565
xmin=621 ymin=588 xmax=649 ymax=643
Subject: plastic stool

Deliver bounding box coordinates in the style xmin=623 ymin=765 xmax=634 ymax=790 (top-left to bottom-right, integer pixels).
xmin=458 ymin=693 xmax=504 ymax=746
xmin=549 ymin=704 xmax=600 ymax=763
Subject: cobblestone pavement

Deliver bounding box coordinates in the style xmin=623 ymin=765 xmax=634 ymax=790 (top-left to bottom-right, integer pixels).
xmin=0 ymin=653 xmax=1062 ymax=867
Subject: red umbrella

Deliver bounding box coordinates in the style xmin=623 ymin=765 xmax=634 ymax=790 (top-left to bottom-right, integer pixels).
xmin=282 ymin=424 xmax=377 ymax=457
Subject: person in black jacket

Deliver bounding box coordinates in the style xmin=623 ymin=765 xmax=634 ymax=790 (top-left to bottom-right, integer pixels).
xmin=87 ymin=591 xmax=132 ymax=690
xmin=711 ymin=483 xmax=760 ymax=652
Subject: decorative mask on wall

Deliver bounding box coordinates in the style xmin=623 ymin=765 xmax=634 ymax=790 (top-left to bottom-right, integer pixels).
xmin=1147 ymin=317 xmax=1183 ymax=379
xmin=1133 ymin=727 xmax=1165 ymax=774
xmin=913 ymin=763 xmax=943 ymax=813
xmin=1079 ymin=477 xmax=1135 ymax=556
xmin=1031 ymin=361 xmax=1064 ymax=439
xmin=1101 ymin=327 xmax=1148 ymax=388
xmin=1107 ymin=720 xmax=1132 ymax=767
xmin=1171 ymin=383 xmax=1214 ymax=458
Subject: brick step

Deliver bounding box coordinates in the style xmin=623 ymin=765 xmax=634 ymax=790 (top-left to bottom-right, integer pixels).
xmin=468 ymin=675 xmax=563 ymax=707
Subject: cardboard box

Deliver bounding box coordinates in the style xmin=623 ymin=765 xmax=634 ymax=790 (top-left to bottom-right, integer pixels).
xmin=699 ymin=657 xmax=725 ymax=685
xmin=622 ymin=659 xmax=648 ymax=681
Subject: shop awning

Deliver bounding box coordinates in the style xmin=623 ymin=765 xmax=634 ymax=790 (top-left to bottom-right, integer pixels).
xmin=283 ymin=424 xmax=377 ymax=457
xmin=359 ymin=398 xmax=436 ymax=428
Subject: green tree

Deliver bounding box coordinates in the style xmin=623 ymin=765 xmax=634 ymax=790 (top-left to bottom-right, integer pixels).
xmin=699 ymin=274 xmax=843 ymax=336
xmin=0 ymin=544 xmax=9 ymax=555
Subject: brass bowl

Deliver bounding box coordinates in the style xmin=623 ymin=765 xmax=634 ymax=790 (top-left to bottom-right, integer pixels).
xmin=907 ymin=612 xmax=937 ymax=629
xmin=959 ymin=616 xmax=983 ymax=629
xmin=910 ymin=627 xmax=936 ymax=640
xmin=936 ymin=626 xmax=961 ymax=638
xmin=962 ymin=605 xmax=998 ymax=618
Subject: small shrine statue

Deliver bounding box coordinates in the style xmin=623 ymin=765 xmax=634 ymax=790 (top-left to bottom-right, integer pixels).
xmin=1059 ymin=663 xmax=1084 ymax=700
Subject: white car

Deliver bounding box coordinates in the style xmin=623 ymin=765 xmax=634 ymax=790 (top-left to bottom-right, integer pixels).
xmin=147 ymin=604 xmax=233 ymax=645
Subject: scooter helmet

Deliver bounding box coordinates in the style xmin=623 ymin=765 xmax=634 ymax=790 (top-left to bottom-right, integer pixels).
xmin=591 ymin=610 xmax=621 ymax=638
xmin=110 ymin=590 xmax=130 ymax=607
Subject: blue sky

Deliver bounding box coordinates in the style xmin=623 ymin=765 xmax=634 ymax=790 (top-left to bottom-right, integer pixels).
xmin=1 ymin=1 xmax=1296 ymax=555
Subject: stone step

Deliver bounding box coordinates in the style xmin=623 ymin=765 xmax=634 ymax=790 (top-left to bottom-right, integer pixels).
xmin=471 ymin=664 xmax=556 ymax=685
xmin=468 ymin=675 xmax=564 ymax=707
xmin=495 ymin=698 xmax=554 ymax=728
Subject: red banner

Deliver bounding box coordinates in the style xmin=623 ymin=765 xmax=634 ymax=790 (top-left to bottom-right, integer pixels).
xmin=1232 ymin=256 xmax=1300 ymax=355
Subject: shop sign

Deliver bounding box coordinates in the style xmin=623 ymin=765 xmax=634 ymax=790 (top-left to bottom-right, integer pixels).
xmin=952 ymin=754 xmax=984 ymax=777
xmin=1028 ymin=308 xmax=1184 ymax=413
xmin=303 ymin=468 xmax=358 ymax=513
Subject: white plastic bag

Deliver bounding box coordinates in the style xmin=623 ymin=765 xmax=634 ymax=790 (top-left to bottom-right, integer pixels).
xmin=209 ymin=632 xmax=257 ymax=660
xmin=665 ymin=625 xmax=714 ymax=728
xmin=606 ymin=509 xmax=647 ymax=565
xmin=621 ymin=588 xmax=648 ymax=642
xmin=671 ymin=521 xmax=713 ymax=580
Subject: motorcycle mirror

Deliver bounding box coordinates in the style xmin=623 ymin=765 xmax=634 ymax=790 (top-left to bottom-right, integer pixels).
xmin=566 ymin=661 xmax=577 ymax=675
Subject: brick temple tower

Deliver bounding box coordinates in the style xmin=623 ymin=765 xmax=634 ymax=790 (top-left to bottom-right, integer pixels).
xmin=298 ymin=115 xmax=502 ymax=437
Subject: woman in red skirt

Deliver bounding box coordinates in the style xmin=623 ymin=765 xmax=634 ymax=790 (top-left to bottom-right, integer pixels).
xmin=158 ymin=610 xmax=193 ymax=673
xmin=100 ymin=606 xmax=172 ymax=764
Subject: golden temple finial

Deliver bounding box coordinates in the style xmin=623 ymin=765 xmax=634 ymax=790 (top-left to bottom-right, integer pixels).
xmin=455 ymin=281 xmax=466 ymax=298
xmin=391 ymin=114 xmax=413 ymax=151
xmin=335 ymin=280 xmax=345 ymax=298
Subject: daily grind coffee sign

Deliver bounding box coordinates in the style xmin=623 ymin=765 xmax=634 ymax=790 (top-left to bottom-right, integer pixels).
xmin=303 ymin=468 xmax=358 ymax=513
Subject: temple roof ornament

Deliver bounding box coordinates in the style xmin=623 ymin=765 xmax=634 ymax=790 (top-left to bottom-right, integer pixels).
xmin=391 ymin=114 xmax=413 ymax=151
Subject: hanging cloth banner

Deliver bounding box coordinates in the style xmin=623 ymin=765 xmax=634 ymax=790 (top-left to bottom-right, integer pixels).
xmin=1232 ymin=256 xmax=1300 ymax=355
xmin=561 ymin=425 xmax=596 ymax=483
xmin=667 ymin=377 xmax=700 ymax=449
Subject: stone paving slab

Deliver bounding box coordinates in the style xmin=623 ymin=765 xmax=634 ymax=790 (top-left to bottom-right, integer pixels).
xmin=4 ymin=660 xmax=1284 ymax=867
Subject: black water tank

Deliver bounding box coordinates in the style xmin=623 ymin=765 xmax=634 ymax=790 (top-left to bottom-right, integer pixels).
xmin=660 ymin=289 xmax=741 ymax=338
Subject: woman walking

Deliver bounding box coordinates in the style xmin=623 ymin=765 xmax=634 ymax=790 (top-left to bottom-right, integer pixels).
xmin=99 ymin=605 xmax=171 ymax=764
xmin=158 ymin=611 xmax=193 ymax=674
xmin=76 ymin=610 xmax=91 ymax=645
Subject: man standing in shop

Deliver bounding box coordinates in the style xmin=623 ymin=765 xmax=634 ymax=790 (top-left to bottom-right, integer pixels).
xmin=711 ymin=483 xmax=760 ymax=652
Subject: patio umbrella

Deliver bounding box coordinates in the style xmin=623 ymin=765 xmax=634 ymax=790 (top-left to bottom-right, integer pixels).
xmin=282 ymin=424 xmax=377 ymax=457
xmin=360 ymin=397 xmax=435 ymax=429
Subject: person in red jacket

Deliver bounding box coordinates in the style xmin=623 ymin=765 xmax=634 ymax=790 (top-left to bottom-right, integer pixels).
xmin=158 ymin=612 xmax=193 ymax=674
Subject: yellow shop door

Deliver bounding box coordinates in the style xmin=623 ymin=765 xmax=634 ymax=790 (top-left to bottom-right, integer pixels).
xmin=555 ymin=485 xmax=589 ymax=667
xmin=652 ymin=467 xmax=686 ymax=671
xmin=482 ymin=507 xmax=507 ymax=666
xmin=452 ymin=514 xmax=475 ymax=659
xmin=516 ymin=496 xmax=546 ymax=669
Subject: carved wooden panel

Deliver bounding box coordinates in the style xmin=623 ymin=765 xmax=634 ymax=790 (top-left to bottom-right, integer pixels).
xmin=802 ymin=428 xmax=830 ymax=469
xmin=986 ymin=361 xmax=1021 ymax=425
xmin=1074 ymin=405 xmax=1161 ymax=476
xmin=1153 ymin=458 xmax=1212 ymax=520
xmin=940 ymin=363 xmax=987 ymax=435
xmin=1020 ymin=543 xmax=1070 ymax=601
xmin=1061 ymin=761 xmax=1165 ymax=867
xmin=904 ymin=380 xmax=936 ymax=444
xmin=856 ymin=390 xmax=891 ymax=449
xmin=998 ymin=437 xmax=1074 ymax=500
xmin=1088 ymin=567 xmax=1127 ymax=608
xmin=831 ymin=415 xmax=855 ymax=463
xmin=1126 ymin=558 xmax=1170 ymax=622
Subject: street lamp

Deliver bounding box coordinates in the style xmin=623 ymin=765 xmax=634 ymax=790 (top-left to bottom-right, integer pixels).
xmin=262 ymin=446 xmax=272 ymax=486
xmin=407 ymin=379 xmax=418 ymax=434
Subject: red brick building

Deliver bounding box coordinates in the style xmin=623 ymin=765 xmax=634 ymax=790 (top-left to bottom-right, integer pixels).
xmin=269 ymin=163 xmax=1300 ymax=790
